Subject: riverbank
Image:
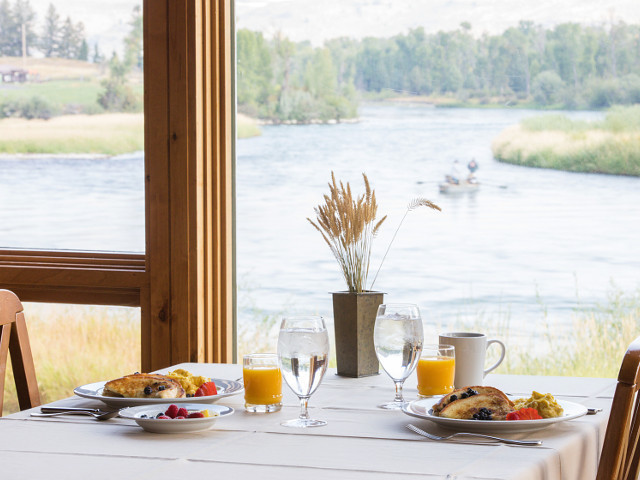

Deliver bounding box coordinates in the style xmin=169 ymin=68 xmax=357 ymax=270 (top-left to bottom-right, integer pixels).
xmin=0 ymin=112 xmax=262 ymax=155
xmin=491 ymin=106 xmax=640 ymax=176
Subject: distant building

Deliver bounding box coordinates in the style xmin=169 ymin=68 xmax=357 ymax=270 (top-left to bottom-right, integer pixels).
xmin=0 ymin=65 xmax=28 ymax=83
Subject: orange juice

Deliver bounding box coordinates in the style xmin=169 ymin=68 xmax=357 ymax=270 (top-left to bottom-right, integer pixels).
xmin=243 ymin=365 xmax=283 ymax=405
xmin=417 ymin=356 xmax=455 ymax=396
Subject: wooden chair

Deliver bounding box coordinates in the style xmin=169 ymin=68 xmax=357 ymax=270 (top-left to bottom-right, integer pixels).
xmin=597 ymin=336 xmax=640 ymax=480
xmin=0 ymin=289 xmax=40 ymax=416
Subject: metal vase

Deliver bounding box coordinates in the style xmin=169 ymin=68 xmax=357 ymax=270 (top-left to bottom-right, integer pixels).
xmin=332 ymin=291 xmax=384 ymax=377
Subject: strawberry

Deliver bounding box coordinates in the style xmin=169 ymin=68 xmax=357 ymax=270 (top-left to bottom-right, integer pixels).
xmin=187 ymin=411 xmax=205 ymax=418
xmin=194 ymin=381 xmax=218 ymax=397
xmin=157 ymin=415 xmax=170 ymax=419
xmin=506 ymin=407 xmax=543 ymax=421
xmin=164 ymin=404 xmax=179 ymax=418
xmin=176 ymin=407 xmax=189 ymax=418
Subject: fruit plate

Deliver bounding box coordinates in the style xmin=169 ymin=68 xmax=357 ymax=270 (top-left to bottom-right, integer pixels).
xmin=402 ymin=397 xmax=588 ymax=433
xmin=74 ymin=378 xmax=243 ymax=408
xmin=119 ymin=403 xmax=234 ymax=434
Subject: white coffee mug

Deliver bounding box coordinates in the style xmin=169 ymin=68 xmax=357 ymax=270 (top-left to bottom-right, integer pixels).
xmin=438 ymin=332 xmax=506 ymax=388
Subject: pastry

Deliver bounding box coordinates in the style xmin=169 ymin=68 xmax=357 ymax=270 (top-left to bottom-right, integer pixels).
xmin=103 ymin=373 xmax=185 ymax=398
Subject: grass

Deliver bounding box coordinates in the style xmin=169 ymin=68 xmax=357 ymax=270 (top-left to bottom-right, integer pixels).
xmin=492 ymin=105 xmax=640 ymax=176
xmin=0 ymin=113 xmax=144 ymax=154
xmin=2 ymin=304 xmax=140 ymax=415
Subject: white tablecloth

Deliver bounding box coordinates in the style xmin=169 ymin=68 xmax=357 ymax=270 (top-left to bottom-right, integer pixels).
xmin=0 ymin=363 xmax=615 ymax=480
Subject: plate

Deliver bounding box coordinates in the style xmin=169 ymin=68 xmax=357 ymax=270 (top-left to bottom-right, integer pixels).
xmin=119 ymin=403 xmax=234 ymax=433
xmin=402 ymin=397 xmax=588 ymax=433
xmin=74 ymin=378 xmax=243 ymax=408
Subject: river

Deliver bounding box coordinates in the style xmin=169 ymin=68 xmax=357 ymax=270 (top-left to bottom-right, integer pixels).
xmin=1 ymin=104 xmax=639 ymax=346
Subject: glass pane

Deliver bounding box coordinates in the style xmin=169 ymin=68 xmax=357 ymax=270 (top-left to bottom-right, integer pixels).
xmin=2 ymin=303 xmax=140 ymax=415
xmin=0 ymin=2 xmax=144 ymax=252
xmin=235 ymin=1 xmax=640 ymax=373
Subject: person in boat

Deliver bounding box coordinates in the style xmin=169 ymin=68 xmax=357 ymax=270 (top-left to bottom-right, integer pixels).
xmin=467 ymin=159 xmax=479 ymax=184
xmin=447 ymin=159 xmax=464 ymax=184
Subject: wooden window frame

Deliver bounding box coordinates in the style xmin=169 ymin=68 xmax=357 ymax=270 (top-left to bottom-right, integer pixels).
xmin=0 ymin=0 xmax=235 ymax=371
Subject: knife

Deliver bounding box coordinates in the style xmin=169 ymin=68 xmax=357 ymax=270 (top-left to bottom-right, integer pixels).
xmin=40 ymin=407 xmax=106 ymax=414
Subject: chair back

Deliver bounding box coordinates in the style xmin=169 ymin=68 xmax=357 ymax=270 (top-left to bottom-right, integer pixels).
xmin=597 ymin=336 xmax=640 ymax=480
xmin=0 ymin=289 xmax=40 ymax=415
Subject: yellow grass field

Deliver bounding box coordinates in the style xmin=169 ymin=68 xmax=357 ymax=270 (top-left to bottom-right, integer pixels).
xmin=0 ymin=113 xmax=144 ymax=154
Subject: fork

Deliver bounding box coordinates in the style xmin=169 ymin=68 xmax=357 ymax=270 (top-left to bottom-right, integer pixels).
xmin=406 ymin=424 xmax=542 ymax=446
xmin=31 ymin=409 xmax=119 ymax=421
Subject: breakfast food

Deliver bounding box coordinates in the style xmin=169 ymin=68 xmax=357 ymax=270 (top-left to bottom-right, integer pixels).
xmin=432 ymin=386 xmax=565 ymax=421
xmin=103 ymin=373 xmax=185 ymax=398
xmin=140 ymin=404 xmax=218 ymax=419
xmin=513 ymin=391 xmax=564 ymax=418
xmin=166 ymin=369 xmax=211 ymax=396
xmin=433 ymin=386 xmax=515 ymax=420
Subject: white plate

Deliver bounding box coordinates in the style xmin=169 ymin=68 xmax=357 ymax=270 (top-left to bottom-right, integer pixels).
xmin=119 ymin=403 xmax=234 ymax=433
xmin=402 ymin=397 xmax=588 ymax=433
xmin=74 ymin=378 xmax=243 ymax=408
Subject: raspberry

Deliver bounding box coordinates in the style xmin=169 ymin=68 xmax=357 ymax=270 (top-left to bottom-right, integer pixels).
xmin=176 ymin=407 xmax=189 ymax=418
xmin=164 ymin=404 xmax=179 ymax=418
xmin=157 ymin=415 xmax=170 ymax=419
xmin=187 ymin=412 xmax=205 ymax=418
xmin=176 ymin=416 xmax=185 ymax=419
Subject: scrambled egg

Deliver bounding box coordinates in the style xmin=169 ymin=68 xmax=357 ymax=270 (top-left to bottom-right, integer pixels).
xmin=514 ymin=391 xmax=564 ymax=418
xmin=166 ymin=369 xmax=210 ymax=396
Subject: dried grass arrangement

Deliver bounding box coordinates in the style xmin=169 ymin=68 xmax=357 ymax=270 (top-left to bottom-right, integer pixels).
xmin=308 ymin=172 xmax=386 ymax=293
xmin=308 ymin=172 xmax=441 ymax=293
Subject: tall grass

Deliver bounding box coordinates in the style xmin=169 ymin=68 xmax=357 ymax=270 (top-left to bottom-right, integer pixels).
xmin=0 ymin=113 xmax=143 ymax=154
xmin=493 ymin=105 xmax=640 ymax=176
xmin=2 ymin=304 xmax=140 ymax=415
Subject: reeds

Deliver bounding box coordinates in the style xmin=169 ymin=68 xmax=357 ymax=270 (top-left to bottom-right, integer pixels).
xmin=307 ymin=172 xmax=387 ymax=292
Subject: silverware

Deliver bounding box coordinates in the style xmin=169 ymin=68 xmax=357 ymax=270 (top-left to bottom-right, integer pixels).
xmin=32 ymin=409 xmax=119 ymax=420
xmin=587 ymin=408 xmax=602 ymax=415
xmin=406 ymin=423 xmax=543 ymax=446
xmin=40 ymin=407 xmax=104 ymax=414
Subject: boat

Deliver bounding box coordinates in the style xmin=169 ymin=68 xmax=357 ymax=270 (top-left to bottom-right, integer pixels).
xmin=439 ymin=178 xmax=480 ymax=194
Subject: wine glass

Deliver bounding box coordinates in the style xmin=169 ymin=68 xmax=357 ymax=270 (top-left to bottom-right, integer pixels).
xmin=373 ymin=303 xmax=424 ymax=409
xmin=277 ymin=315 xmax=330 ymax=427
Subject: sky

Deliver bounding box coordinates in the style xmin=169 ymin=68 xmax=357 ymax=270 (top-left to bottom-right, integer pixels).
xmin=22 ymin=0 xmax=640 ymax=53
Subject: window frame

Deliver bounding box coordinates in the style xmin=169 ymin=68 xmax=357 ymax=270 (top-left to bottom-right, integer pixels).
xmin=0 ymin=0 xmax=235 ymax=371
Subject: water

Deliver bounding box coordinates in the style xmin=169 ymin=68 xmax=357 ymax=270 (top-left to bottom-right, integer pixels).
xmin=374 ymin=314 xmax=424 ymax=381
xmin=278 ymin=328 xmax=329 ymax=397
xmin=237 ymin=104 xmax=640 ymax=341
xmin=2 ymin=104 xmax=639 ymax=344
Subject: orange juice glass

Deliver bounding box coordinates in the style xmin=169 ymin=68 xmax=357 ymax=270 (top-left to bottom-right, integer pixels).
xmin=243 ymin=353 xmax=283 ymax=413
xmin=416 ymin=345 xmax=455 ymax=397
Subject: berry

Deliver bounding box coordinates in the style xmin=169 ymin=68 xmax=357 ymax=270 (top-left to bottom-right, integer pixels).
xmin=449 ymin=394 xmax=458 ymax=402
xmin=472 ymin=407 xmax=493 ymax=420
xmin=176 ymin=416 xmax=185 ymax=419
xmin=157 ymin=415 xmax=170 ymax=419
xmin=187 ymin=412 xmax=205 ymax=418
xmin=176 ymin=407 xmax=189 ymax=418
xmin=143 ymin=386 xmax=152 ymax=395
xmin=460 ymin=392 xmax=468 ymax=399
xmin=164 ymin=404 xmax=179 ymax=418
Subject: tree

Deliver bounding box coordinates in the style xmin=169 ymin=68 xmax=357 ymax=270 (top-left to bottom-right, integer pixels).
xmin=97 ymin=52 xmax=140 ymax=112
xmin=532 ymin=70 xmax=565 ymax=105
xmin=123 ymin=5 xmax=142 ymax=69
xmin=40 ymin=3 xmax=59 ymax=57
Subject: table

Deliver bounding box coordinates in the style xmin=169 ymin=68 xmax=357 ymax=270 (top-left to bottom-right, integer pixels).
xmin=0 ymin=363 xmax=616 ymax=480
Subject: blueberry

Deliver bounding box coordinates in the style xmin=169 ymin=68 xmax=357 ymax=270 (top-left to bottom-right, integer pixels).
xmin=144 ymin=386 xmax=152 ymax=395
xmin=449 ymin=394 xmax=458 ymax=402
xmin=155 ymin=412 xmax=163 ymax=418
xmin=158 ymin=385 xmax=166 ymax=391
xmin=460 ymin=392 xmax=468 ymax=399
xmin=140 ymin=414 xmax=148 ymax=418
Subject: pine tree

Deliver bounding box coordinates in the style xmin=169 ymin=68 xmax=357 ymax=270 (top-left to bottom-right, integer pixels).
xmin=40 ymin=3 xmax=59 ymax=57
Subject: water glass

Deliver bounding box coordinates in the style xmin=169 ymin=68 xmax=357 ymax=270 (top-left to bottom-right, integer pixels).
xmin=416 ymin=344 xmax=455 ymax=397
xmin=277 ymin=315 xmax=329 ymax=427
xmin=243 ymin=353 xmax=283 ymax=413
xmin=373 ymin=303 xmax=423 ymax=409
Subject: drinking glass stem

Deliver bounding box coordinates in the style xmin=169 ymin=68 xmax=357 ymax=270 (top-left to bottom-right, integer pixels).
xmin=299 ymin=397 xmax=310 ymax=420
xmin=394 ymin=380 xmax=405 ymax=403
